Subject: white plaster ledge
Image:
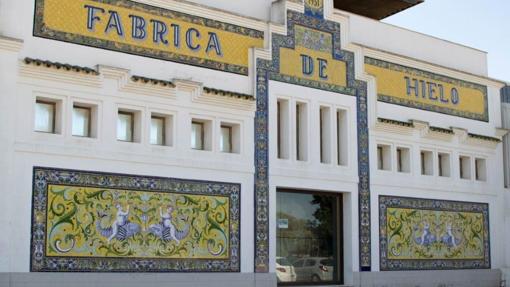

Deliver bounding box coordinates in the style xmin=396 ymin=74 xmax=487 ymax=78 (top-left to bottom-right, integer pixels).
xmin=0 ymin=35 xmax=23 ymax=52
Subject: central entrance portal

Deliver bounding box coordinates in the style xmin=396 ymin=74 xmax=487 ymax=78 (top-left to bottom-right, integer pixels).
xmin=276 ymin=189 xmax=344 ymax=285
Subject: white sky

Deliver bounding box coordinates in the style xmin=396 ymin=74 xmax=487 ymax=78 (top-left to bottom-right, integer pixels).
xmin=384 ymin=0 xmax=510 ymax=83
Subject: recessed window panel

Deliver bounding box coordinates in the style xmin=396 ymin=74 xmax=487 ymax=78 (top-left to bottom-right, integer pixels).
xmin=35 ymin=101 xmax=55 ymax=133
xmin=117 ymin=112 xmax=134 ymax=142
xmin=396 ymin=147 xmax=410 ymax=173
xmin=460 ymin=156 xmax=471 ymax=180
xmin=438 ymin=153 xmax=451 ymax=177
xmin=150 ymin=116 xmax=165 ymax=146
xmin=277 ymin=99 xmax=290 ymax=159
xmin=421 ymin=150 xmax=433 ymax=176
xmin=296 ymin=102 xmax=308 ymax=161
xmin=191 ymin=122 xmax=204 ymax=150
xmin=377 ymin=144 xmax=391 ymax=171
xmin=475 ymin=158 xmax=487 ymax=181
xmin=276 ymin=190 xmax=343 ymax=285
xmin=220 ymin=126 xmax=232 ymax=153
xmin=72 ymin=106 xmax=91 ymax=137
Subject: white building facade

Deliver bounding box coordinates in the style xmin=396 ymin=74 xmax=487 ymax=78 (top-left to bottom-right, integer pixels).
xmin=0 ymin=0 xmax=508 ymax=286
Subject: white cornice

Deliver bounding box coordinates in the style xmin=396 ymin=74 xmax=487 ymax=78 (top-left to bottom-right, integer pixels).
xmin=0 ymin=36 xmax=23 ymax=52
xmin=376 ymin=119 xmax=501 ymax=149
xmin=173 ymin=79 xmax=255 ymax=111
xmin=18 ymin=61 xmax=101 ymax=88
xmin=373 ymin=121 xmax=414 ymax=136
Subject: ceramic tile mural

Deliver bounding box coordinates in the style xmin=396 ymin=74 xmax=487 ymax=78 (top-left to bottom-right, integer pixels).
xmin=379 ymin=196 xmax=490 ymax=271
xmin=31 ymin=167 xmax=240 ymax=272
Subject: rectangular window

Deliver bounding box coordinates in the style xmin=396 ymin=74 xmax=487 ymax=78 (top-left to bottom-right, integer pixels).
xmin=277 ymin=99 xmax=290 ymax=159
xmin=320 ymin=106 xmax=331 ymax=164
xmin=460 ymin=156 xmax=472 ymax=180
xmin=72 ymin=106 xmax=91 ymax=137
xmin=377 ymin=144 xmax=391 ymax=171
xmin=396 ymin=147 xmax=410 ymax=173
xmin=117 ymin=111 xmax=134 ymax=142
xmin=377 ymin=146 xmax=383 ymax=170
xmin=191 ymin=121 xmax=204 ymax=150
xmin=421 ymin=150 xmax=433 ymax=176
xmin=296 ymin=102 xmax=308 ymax=161
xmin=35 ymin=100 xmax=56 ymax=133
xmin=150 ymin=116 xmax=165 ymax=146
xmin=220 ymin=125 xmax=232 ymax=153
xmin=438 ymin=153 xmax=451 ymax=177
xmin=336 ymin=109 xmax=347 ymax=166
xmin=277 ymin=190 xmax=343 ymax=285
xmin=475 ymin=158 xmax=487 ymax=181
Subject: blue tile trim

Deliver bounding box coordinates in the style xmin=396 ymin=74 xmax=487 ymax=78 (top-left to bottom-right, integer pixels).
xmin=254 ymin=10 xmax=371 ymax=273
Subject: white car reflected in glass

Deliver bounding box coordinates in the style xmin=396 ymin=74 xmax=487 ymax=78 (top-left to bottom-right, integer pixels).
xmin=292 ymin=257 xmax=334 ymax=282
xmin=276 ymin=257 xmax=297 ymax=282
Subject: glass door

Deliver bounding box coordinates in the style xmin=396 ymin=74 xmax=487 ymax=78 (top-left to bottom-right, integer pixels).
xmin=276 ymin=189 xmax=343 ymax=285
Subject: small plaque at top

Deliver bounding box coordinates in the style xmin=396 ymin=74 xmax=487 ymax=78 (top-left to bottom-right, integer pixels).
xmin=304 ymin=0 xmax=324 ymax=19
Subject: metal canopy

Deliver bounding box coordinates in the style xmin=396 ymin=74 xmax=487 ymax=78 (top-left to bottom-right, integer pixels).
xmin=334 ymin=0 xmax=424 ymax=20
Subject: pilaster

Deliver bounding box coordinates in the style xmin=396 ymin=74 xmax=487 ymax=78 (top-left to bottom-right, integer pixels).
xmin=0 ymin=35 xmax=23 ymax=272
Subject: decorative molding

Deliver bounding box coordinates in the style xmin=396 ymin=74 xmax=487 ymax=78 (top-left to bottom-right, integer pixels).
xmin=379 ymin=195 xmax=490 ymax=271
xmin=0 ymin=35 xmax=23 ymax=53
xmin=19 ymin=59 xmax=101 ymax=88
xmin=203 ymin=87 xmax=254 ymax=101
xmin=449 ymin=127 xmax=501 ymax=148
xmin=174 ymin=79 xmax=202 ymax=99
xmin=24 ymin=58 xmax=99 ymax=75
xmin=377 ymin=118 xmax=413 ymax=128
xmin=122 ymin=75 xmax=177 ymax=98
xmin=0 ymin=35 xmax=24 ymax=52
xmin=411 ymin=120 xmax=455 ymax=142
xmin=467 ymin=133 xmax=501 ymax=143
xmin=429 ymin=126 xmax=454 ymax=135
xmin=254 ymin=8 xmax=371 ymax=272
xmin=377 ymin=118 xmax=500 ymax=146
xmin=132 ymin=76 xmax=176 ymax=88
xmin=375 ymin=118 xmax=414 ymax=136
xmin=496 ymin=128 xmax=509 ymax=139
xmin=31 ymin=167 xmax=241 ymax=272
xmin=20 ymin=59 xmax=253 ymax=103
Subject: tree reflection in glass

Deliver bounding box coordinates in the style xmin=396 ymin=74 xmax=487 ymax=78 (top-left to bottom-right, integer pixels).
xmin=276 ymin=191 xmax=342 ymax=284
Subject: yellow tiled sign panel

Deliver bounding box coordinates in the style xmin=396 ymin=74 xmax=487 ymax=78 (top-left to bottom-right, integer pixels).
xmin=35 ymin=0 xmax=264 ymax=75
xmin=385 ymin=207 xmax=486 ymax=261
xmin=365 ymin=57 xmax=488 ymax=121
xmin=45 ymin=184 xmax=230 ymax=259
xmin=280 ymin=25 xmax=347 ymax=87
xmin=280 ymin=46 xmax=347 ymax=87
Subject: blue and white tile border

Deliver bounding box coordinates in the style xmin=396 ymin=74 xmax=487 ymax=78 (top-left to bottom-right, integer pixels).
xmin=254 ymin=9 xmax=371 ymax=272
